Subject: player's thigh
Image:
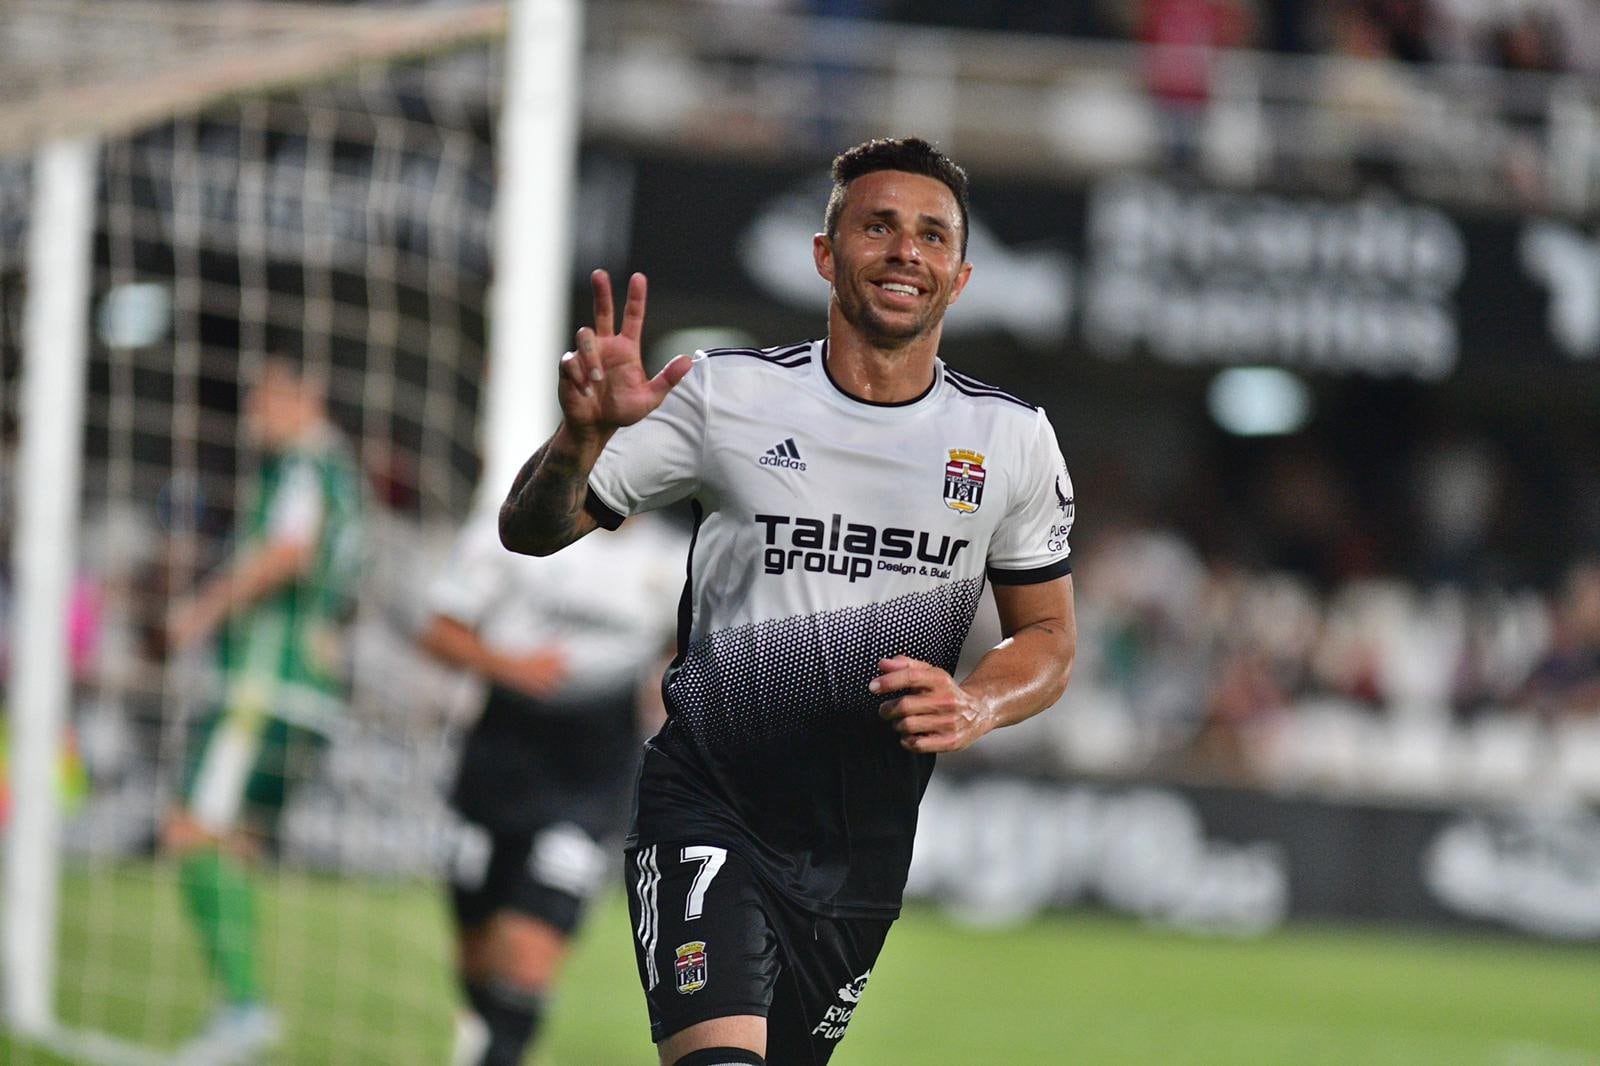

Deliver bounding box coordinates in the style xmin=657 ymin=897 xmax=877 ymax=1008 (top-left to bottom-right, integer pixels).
xmin=448 ymin=823 xmax=531 ymax=937
xmin=177 ymin=710 xmax=316 ymax=841
xmin=657 ymin=1015 xmax=767 ymax=1066
xmin=764 ymin=907 xmax=892 ymax=1066
xmin=176 ymin=707 xmax=236 ymax=830
xmin=241 ymin=718 xmax=323 ymax=817
xmin=625 ymin=842 xmax=780 ymax=1046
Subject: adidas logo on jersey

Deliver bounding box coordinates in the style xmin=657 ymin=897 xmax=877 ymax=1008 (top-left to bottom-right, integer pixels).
xmin=758 ymin=438 xmax=807 ymax=471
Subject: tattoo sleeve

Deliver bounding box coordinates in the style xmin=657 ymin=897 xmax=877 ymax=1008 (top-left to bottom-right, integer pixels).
xmin=498 ymin=426 xmax=606 ymax=555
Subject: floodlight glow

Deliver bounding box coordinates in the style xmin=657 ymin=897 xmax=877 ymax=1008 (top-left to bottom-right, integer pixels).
xmin=96 ymin=282 xmax=171 ymax=349
xmin=1207 ymin=367 xmax=1312 ymax=436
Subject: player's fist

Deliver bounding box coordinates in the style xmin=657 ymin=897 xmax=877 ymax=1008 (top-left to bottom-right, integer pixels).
xmin=870 ymin=655 xmax=995 ymax=753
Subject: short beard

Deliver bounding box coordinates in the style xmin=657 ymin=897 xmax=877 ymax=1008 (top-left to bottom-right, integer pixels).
xmin=835 ymin=286 xmax=937 ymax=350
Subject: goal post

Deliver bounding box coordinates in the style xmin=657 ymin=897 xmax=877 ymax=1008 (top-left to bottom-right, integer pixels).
xmin=5 ymin=133 xmax=99 ymax=1038
xmin=0 ymin=2 xmax=578 ymax=1059
xmin=479 ymin=0 xmax=580 ymax=511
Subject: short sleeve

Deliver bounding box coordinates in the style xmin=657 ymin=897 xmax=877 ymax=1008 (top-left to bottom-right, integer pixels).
xmin=426 ymin=513 xmax=508 ymax=627
xmin=586 ymin=354 xmax=708 ymax=528
xmin=267 ymin=458 xmax=324 ymax=547
xmin=986 ymin=408 xmax=1074 ymax=585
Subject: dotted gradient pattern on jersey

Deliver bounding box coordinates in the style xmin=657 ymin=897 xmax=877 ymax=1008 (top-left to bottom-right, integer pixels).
xmin=664 ymin=577 xmax=986 ymax=748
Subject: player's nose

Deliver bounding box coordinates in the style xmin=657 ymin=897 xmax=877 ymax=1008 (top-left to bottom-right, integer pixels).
xmin=886 ymin=230 xmax=920 ymax=263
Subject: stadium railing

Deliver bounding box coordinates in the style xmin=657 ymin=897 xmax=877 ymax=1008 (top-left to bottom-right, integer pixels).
xmin=582 ymin=0 xmax=1600 ymax=216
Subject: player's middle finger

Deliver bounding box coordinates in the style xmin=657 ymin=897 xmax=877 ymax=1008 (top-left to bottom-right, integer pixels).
xmin=620 ymin=272 xmax=648 ymax=342
xmin=870 ymin=665 xmax=929 ymax=695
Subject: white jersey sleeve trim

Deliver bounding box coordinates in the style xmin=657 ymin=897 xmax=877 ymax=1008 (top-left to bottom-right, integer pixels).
xmin=984 ymin=406 xmax=1074 ymax=578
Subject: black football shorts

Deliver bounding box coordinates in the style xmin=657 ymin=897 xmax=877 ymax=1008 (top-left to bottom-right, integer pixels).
xmin=625 ymin=841 xmax=892 ymax=1066
xmin=448 ymin=817 xmax=609 ymax=935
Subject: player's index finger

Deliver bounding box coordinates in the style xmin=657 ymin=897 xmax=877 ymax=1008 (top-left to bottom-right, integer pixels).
xmin=869 ymin=666 xmax=924 ymax=694
xmin=621 ymin=272 xmax=648 ymax=341
xmin=591 ymin=269 xmax=615 ymax=336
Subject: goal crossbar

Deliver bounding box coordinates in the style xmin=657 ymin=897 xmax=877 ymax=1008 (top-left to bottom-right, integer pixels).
xmin=0 ymin=0 xmax=508 ymax=159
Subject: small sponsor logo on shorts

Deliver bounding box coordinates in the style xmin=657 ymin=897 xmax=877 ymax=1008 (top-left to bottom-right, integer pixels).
xmin=812 ymin=968 xmax=872 ymax=1040
xmin=674 ymin=941 xmax=708 ymax=995
xmin=837 ymin=968 xmax=871 ymax=1004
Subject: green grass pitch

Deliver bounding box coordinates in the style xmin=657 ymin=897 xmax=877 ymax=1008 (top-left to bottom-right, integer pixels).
xmin=3 ymin=861 xmax=1597 ymax=1064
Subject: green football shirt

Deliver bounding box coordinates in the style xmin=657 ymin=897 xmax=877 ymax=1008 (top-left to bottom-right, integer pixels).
xmin=218 ymin=428 xmax=364 ymax=732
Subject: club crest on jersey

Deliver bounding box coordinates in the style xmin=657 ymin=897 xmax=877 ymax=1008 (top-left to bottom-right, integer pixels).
xmin=943 ymin=449 xmax=986 ymax=514
xmin=674 ymin=941 xmax=708 ymax=995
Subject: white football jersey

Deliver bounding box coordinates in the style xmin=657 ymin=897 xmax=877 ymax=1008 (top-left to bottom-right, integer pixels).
xmin=588 ymin=339 xmax=1074 ymax=916
xmin=428 ymin=510 xmax=685 ymax=705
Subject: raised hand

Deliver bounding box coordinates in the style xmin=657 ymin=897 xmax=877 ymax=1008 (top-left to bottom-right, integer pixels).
xmin=559 ymin=270 xmax=693 ymax=438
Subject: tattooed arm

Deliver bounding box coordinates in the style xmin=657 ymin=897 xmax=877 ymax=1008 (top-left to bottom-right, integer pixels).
xmin=498 ymin=270 xmax=691 ymax=557
xmin=498 ymin=426 xmax=607 ymax=555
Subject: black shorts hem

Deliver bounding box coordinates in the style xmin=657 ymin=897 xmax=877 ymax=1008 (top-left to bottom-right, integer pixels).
xmin=650 ymin=1001 xmax=771 ymax=1044
xmin=451 ymin=880 xmax=587 ymax=937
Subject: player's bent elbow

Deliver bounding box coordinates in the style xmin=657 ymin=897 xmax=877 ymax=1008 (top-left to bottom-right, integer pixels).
xmin=497 ymin=508 xmax=594 ymax=557
xmin=1051 ymin=654 xmax=1075 ymax=707
xmin=497 ymin=508 xmax=556 ymax=557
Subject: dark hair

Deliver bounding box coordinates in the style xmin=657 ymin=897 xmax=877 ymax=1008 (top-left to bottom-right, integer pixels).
xmin=824 ymin=137 xmax=970 ymax=258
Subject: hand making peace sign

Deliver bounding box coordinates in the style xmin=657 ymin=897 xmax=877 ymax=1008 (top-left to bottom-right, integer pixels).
xmin=559 ymin=270 xmax=694 ymax=437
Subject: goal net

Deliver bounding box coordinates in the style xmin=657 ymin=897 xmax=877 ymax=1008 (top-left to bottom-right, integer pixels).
xmin=0 ymin=2 xmax=547 ymax=1061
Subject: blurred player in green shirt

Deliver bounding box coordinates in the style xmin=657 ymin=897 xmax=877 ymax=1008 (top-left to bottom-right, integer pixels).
xmin=161 ymin=357 xmax=363 ymax=1061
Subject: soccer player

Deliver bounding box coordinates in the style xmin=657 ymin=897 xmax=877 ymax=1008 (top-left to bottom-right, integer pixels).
xmin=500 ymin=137 xmax=1077 ymax=1066
xmin=419 ymin=509 xmax=686 ymax=1066
xmin=161 ymin=357 xmax=364 ymax=1060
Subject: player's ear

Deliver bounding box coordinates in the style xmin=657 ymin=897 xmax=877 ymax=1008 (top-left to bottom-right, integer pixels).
xmin=946 ymin=260 xmax=973 ymax=306
xmin=813 ymin=232 xmax=834 ymax=284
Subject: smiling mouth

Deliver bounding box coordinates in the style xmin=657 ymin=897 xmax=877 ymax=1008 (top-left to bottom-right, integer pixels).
xmin=875 ymin=281 xmax=922 ymax=298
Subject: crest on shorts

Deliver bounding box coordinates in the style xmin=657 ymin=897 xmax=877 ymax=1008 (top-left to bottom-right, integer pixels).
xmin=944 ymin=449 xmax=986 ymax=514
xmin=674 ymin=941 xmax=708 ymax=995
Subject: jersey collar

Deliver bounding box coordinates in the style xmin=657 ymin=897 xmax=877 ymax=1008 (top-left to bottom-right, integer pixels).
xmin=814 ymin=338 xmax=944 ymax=415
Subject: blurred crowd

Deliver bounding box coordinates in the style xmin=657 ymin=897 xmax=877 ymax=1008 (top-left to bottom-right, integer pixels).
xmin=1009 ymin=411 xmax=1600 ymax=797
xmin=1067 ymin=522 xmax=1600 ymax=766
xmin=939 ymin=514 xmax=1600 ymax=809
xmin=758 ymin=0 xmax=1600 ymax=73
xmin=689 ymin=0 xmax=1600 ymax=208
